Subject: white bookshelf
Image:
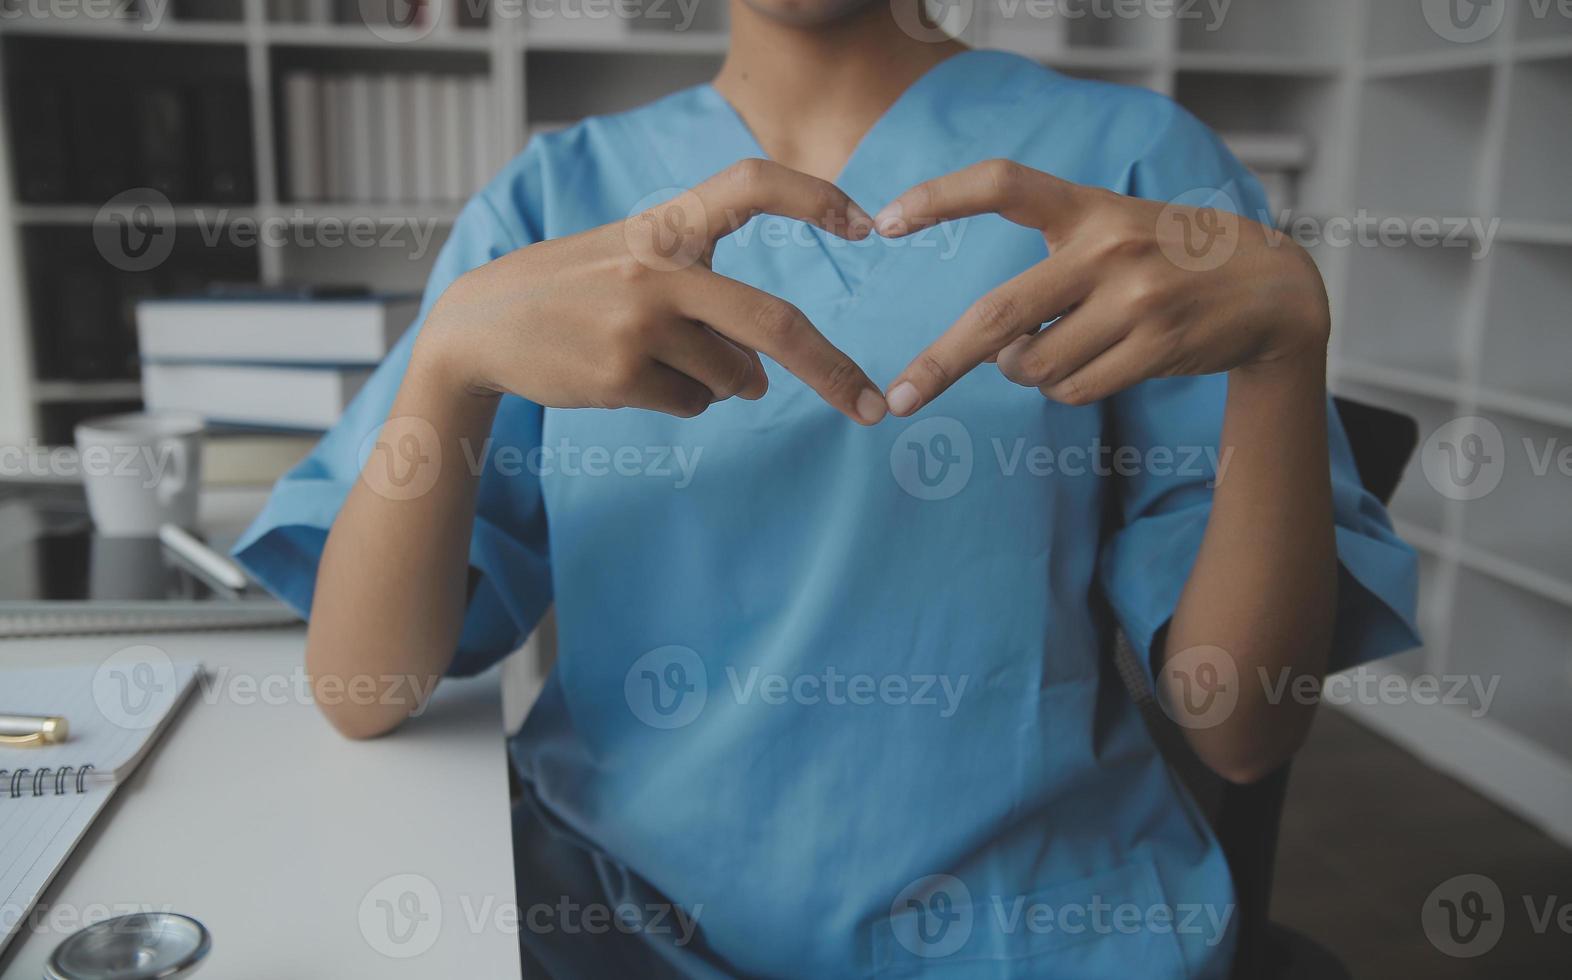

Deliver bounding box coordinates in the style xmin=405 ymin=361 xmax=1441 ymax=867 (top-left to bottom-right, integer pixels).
xmin=0 ymin=0 xmax=1567 ymax=835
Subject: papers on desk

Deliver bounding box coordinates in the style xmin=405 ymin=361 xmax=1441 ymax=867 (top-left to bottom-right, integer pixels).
xmin=0 ymin=659 xmax=201 ymax=957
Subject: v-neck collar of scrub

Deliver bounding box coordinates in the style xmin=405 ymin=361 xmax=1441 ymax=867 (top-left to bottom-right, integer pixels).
xmin=630 ymin=49 xmax=1035 ymax=297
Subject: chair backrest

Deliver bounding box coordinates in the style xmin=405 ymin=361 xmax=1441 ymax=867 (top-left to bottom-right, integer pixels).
xmin=1111 ymin=395 xmax=1418 ymax=979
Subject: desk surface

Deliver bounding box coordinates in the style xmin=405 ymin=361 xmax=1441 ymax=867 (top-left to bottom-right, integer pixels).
xmin=0 ymin=629 xmax=523 ymax=979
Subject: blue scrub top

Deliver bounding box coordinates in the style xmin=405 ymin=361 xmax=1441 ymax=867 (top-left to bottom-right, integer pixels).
xmin=236 ymin=51 xmax=1420 ymax=979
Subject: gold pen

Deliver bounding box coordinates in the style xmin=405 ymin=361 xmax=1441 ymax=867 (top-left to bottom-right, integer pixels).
xmin=0 ymin=714 xmax=69 ymax=747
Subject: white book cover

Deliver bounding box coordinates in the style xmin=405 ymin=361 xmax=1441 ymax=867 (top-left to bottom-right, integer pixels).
xmin=377 ymin=75 xmax=408 ymax=203
xmin=437 ymin=75 xmax=467 ymax=203
xmin=410 ymin=73 xmax=440 ymax=204
xmin=137 ymin=296 xmax=420 ymax=364
xmin=142 ymin=363 xmax=376 ymax=430
xmin=345 ymin=74 xmax=376 ymax=204
xmin=466 ymin=76 xmax=493 ymax=195
xmin=320 ymin=75 xmax=345 ymax=202
xmin=282 ymin=71 xmax=322 ymax=203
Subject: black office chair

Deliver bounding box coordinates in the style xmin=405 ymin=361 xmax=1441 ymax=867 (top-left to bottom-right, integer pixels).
xmin=1112 ymin=396 xmax=1419 ymax=980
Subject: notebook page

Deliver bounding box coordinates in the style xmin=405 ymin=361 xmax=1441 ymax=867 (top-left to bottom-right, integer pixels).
xmin=1 ymin=660 xmax=200 ymax=778
xmin=0 ymin=660 xmax=200 ymax=957
xmin=0 ymin=787 xmax=114 ymax=954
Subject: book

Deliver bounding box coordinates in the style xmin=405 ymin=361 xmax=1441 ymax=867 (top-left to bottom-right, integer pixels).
xmin=142 ymin=362 xmax=375 ymax=429
xmin=375 ymin=75 xmax=407 ymax=202
xmin=320 ymin=75 xmax=346 ymax=202
xmin=466 ymin=75 xmax=493 ymax=194
xmin=410 ymin=73 xmax=440 ymax=203
xmin=137 ymin=85 xmax=194 ymax=202
xmin=192 ymin=84 xmax=256 ymax=204
xmin=136 ymin=293 xmax=418 ymax=363
xmin=70 ymin=84 xmax=134 ymax=204
xmin=283 ymin=72 xmax=323 ymax=202
xmin=437 ymin=74 xmax=467 ymax=202
xmin=0 ymin=661 xmax=202 ymax=957
xmin=10 ymin=85 xmax=71 ymax=203
xmin=202 ymin=429 xmax=319 ymax=487
xmin=345 ymin=74 xmax=376 ymax=203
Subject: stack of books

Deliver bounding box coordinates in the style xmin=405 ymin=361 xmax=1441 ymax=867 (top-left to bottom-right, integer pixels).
xmin=136 ymin=288 xmax=419 ymax=484
xmin=282 ymin=71 xmax=493 ymax=204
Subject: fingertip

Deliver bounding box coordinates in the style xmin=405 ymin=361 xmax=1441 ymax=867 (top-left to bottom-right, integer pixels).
xmin=874 ymin=201 xmax=909 ymax=238
xmin=846 ymin=203 xmax=876 ymax=240
xmin=885 ymin=381 xmax=921 ymax=418
xmin=855 ymin=388 xmax=888 ymax=426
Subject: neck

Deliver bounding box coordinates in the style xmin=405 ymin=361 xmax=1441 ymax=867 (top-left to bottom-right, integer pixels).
xmin=714 ymin=1 xmax=966 ymax=181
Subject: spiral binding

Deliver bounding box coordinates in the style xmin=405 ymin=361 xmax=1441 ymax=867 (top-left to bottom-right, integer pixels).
xmin=0 ymin=765 xmax=96 ymax=798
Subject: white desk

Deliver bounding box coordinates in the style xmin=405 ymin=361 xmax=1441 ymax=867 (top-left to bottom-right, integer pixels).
xmin=0 ymin=629 xmax=524 ymax=979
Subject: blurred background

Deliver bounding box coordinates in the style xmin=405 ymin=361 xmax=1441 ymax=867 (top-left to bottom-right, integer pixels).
xmin=0 ymin=0 xmax=1567 ymax=976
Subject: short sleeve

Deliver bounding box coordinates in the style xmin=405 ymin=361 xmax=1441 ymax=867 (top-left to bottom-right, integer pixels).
xmin=1096 ymin=104 xmax=1422 ymax=675
xmin=232 ymin=190 xmax=553 ymax=677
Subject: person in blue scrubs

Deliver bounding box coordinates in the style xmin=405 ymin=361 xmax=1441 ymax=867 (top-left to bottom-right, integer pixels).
xmin=235 ymin=3 xmax=1420 ymax=976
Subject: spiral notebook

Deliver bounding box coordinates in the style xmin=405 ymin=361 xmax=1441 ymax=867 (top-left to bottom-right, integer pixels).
xmin=0 ymin=661 xmax=201 ymax=956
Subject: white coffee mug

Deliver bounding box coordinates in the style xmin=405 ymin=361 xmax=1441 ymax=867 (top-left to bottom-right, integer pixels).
xmin=74 ymin=412 xmax=205 ymax=536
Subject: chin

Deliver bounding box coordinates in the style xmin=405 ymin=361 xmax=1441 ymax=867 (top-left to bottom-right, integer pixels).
xmin=737 ymin=0 xmax=882 ymax=27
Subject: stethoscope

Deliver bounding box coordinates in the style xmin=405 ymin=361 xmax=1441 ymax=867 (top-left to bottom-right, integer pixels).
xmin=44 ymin=913 xmax=210 ymax=980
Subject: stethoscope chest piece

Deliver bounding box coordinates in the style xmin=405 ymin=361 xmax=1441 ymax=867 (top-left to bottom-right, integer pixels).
xmin=45 ymin=913 xmax=210 ymax=980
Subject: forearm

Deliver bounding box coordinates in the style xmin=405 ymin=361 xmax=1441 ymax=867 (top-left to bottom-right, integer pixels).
xmin=306 ymin=341 xmax=500 ymax=739
xmin=1162 ymin=349 xmax=1338 ymax=783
